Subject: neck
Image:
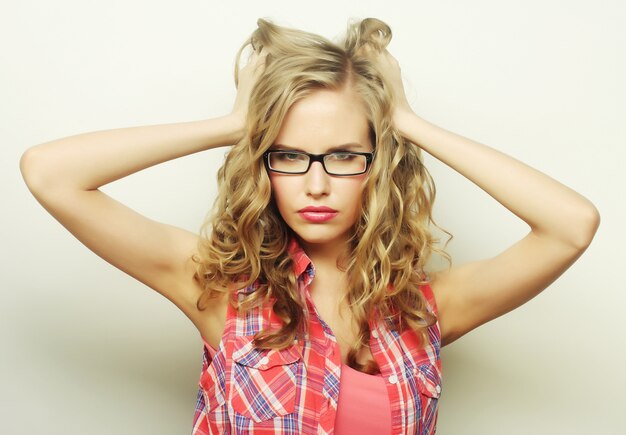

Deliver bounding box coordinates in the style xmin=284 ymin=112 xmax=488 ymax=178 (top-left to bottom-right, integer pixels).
xmin=297 ymin=236 xmax=350 ymax=273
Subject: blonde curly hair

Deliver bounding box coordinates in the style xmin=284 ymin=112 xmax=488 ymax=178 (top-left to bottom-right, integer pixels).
xmin=193 ymin=17 xmax=451 ymax=374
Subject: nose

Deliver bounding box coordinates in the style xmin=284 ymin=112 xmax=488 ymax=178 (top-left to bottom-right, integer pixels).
xmin=304 ymin=160 xmax=330 ymax=197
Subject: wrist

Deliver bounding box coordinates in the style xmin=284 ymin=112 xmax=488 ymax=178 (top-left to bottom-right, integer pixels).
xmin=393 ymin=108 xmax=418 ymax=138
xmin=222 ymin=113 xmax=247 ymax=144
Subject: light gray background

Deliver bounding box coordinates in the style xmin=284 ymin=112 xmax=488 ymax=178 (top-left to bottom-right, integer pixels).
xmin=3 ymin=0 xmax=624 ymax=434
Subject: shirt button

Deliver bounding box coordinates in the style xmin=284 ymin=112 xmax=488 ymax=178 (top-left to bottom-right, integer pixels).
xmin=259 ymin=356 xmax=269 ymax=365
xmin=388 ymin=374 xmax=398 ymax=384
xmin=371 ymin=329 xmax=379 ymax=338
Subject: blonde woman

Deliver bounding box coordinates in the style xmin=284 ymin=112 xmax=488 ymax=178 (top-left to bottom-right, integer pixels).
xmin=20 ymin=17 xmax=599 ymax=435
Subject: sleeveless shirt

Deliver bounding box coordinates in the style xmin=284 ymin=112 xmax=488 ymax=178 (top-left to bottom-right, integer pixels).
xmin=199 ymin=340 xmax=393 ymax=434
xmin=192 ymin=237 xmax=442 ymax=434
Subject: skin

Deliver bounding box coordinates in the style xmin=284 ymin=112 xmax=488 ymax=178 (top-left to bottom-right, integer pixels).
xmin=267 ymin=86 xmax=377 ymax=361
xmin=20 ymin=46 xmax=599 ymax=365
xmin=268 ymin=85 xmax=373 ymax=273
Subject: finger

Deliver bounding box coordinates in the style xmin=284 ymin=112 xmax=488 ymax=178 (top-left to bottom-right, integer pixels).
xmin=355 ymin=44 xmax=373 ymax=57
xmin=248 ymin=46 xmax=268 ymax=63
xmin=242 ymin=50 xmax=266 ymax=74
xmin=251 ymin=49 xmax=268 ymax=72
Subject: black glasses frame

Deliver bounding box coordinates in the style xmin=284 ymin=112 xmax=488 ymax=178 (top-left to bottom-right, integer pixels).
xmin=263 ymin=150 xmax=374 ymax=176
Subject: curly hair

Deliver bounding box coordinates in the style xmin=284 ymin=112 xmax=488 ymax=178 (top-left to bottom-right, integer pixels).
xmin=192 ymin=17 xmax=451 ymax=374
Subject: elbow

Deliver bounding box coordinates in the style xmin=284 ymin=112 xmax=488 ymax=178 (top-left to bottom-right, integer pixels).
xmin=20 ymin=147 xmax=40 ymax=191
xmin=20 ymin=146 xmax=53 ymax=195
xmin=534 ymin=201 xmax=600 ymax=253
xmin=570 ymin=203 xmax=601 ymax=251
xmin=20 ymin=147 xmax=42 ymax=193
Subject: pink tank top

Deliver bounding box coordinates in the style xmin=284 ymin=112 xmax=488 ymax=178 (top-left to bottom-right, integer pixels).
xmin=202 ymin=337 xmax=392 ymax=434
xmin=334 ymin=364 xmax=392 ymax=435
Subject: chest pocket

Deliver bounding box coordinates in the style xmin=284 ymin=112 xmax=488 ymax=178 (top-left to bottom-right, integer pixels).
xmin=415 ymin=363 xmax=441 ymax=398
xmin=413 ymin=362 xmax=441 ymax=435
xmin=230 ymin=335 xmax=302 ymax=423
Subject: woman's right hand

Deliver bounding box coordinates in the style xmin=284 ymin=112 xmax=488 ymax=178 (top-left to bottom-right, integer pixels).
xmin=230 ymin=48 xmax=268 ymax=129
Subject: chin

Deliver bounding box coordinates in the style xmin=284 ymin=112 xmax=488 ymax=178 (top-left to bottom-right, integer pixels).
xmin=290 ymin=226 xmax=350 ymax=246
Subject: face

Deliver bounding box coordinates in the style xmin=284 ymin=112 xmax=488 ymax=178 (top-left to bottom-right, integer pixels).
xmin=268 ymin=86 xmax=374 ymax=254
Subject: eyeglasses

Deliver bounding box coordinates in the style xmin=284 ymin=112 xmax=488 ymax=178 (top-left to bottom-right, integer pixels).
xmin=263 ymin=150 xmax=374 ymax=176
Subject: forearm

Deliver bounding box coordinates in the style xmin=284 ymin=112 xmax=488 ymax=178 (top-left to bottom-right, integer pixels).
xmin=20 ymin=114 xmax=244 ymax=193
xmin=396 ymin=111 xmax=600 ymax=249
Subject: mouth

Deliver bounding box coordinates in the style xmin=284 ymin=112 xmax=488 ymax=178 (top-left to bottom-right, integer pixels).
xmin=298 ymin=209 xmax=338 ymax=223
xmin=298 ymin=206 xmax=338 ymax=213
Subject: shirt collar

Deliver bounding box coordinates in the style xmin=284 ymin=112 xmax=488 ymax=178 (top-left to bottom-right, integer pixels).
xmin=236 ymin=235 xmax=312 ymax=295
xmin=287 ymin=235 xmax=313 ymax=278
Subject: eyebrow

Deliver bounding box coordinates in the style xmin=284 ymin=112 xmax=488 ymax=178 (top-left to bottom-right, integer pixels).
xmin=270 ymin=143 xmax=366 ymax=152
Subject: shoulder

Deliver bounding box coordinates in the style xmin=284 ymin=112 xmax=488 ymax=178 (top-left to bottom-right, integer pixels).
xmin=418 ymin=280 xmax=438 ymax=315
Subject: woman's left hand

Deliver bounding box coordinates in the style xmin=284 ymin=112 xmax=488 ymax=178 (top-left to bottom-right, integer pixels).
xmin=363 ymin=47 xmax=415 ymax=131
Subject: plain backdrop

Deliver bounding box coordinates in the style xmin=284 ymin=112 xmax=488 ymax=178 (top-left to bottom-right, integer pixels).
xmin=2 ymin=0 xmax=624 ymax=434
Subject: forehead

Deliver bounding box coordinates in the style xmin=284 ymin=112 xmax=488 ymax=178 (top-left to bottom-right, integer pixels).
xmin=273 ymin=87 xmax=373 ymax=152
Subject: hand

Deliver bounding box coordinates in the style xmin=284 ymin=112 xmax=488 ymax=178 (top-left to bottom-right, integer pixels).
xmin=230 ymin=48 xmax=268 ymax=129
xmin=360 ymin=46 xmax=415 ymax=131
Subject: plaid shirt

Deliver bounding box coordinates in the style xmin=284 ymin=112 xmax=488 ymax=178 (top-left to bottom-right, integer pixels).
xmin=192 ymin=237 xmax=442 ymax=434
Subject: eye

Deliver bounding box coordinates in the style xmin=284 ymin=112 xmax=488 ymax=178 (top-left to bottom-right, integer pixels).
xmin=277 ymin=152 xmax=306 ymax=161
xmin=331 ymin=152 xmax=357 ymax=161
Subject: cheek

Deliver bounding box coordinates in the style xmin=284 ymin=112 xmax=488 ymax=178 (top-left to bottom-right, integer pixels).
xmin=340 ymin=177 xmax=367 ymax=210
xmin=343 ymin=175 xmax=368 ymax=196
xmin=269 ymin=175 xmax=290 ymax=209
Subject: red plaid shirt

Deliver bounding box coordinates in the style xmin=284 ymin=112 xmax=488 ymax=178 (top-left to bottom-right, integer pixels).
xmin=192 ymin=237 xmax=442 ymax=434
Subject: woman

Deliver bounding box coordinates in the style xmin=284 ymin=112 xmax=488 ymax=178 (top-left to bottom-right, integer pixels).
xmin=20 ymin=17 xmax=599 ymax=435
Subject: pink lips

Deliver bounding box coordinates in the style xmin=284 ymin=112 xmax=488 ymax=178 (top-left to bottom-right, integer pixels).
xmin=298 ymin=206 xmax=338 ymax=223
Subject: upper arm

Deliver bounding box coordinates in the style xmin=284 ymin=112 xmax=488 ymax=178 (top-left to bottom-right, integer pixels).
xmin=25 ymin=182 xmax=206 ymax=324
xmin=430 ymin=228 xmax=597 ymax=347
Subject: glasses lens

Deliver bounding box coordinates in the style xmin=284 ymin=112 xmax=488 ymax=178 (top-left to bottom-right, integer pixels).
xmin=324 ymin=153 xmax=367 ymax=175
xmin=268 ymin=152 xmax=309 ymax=172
